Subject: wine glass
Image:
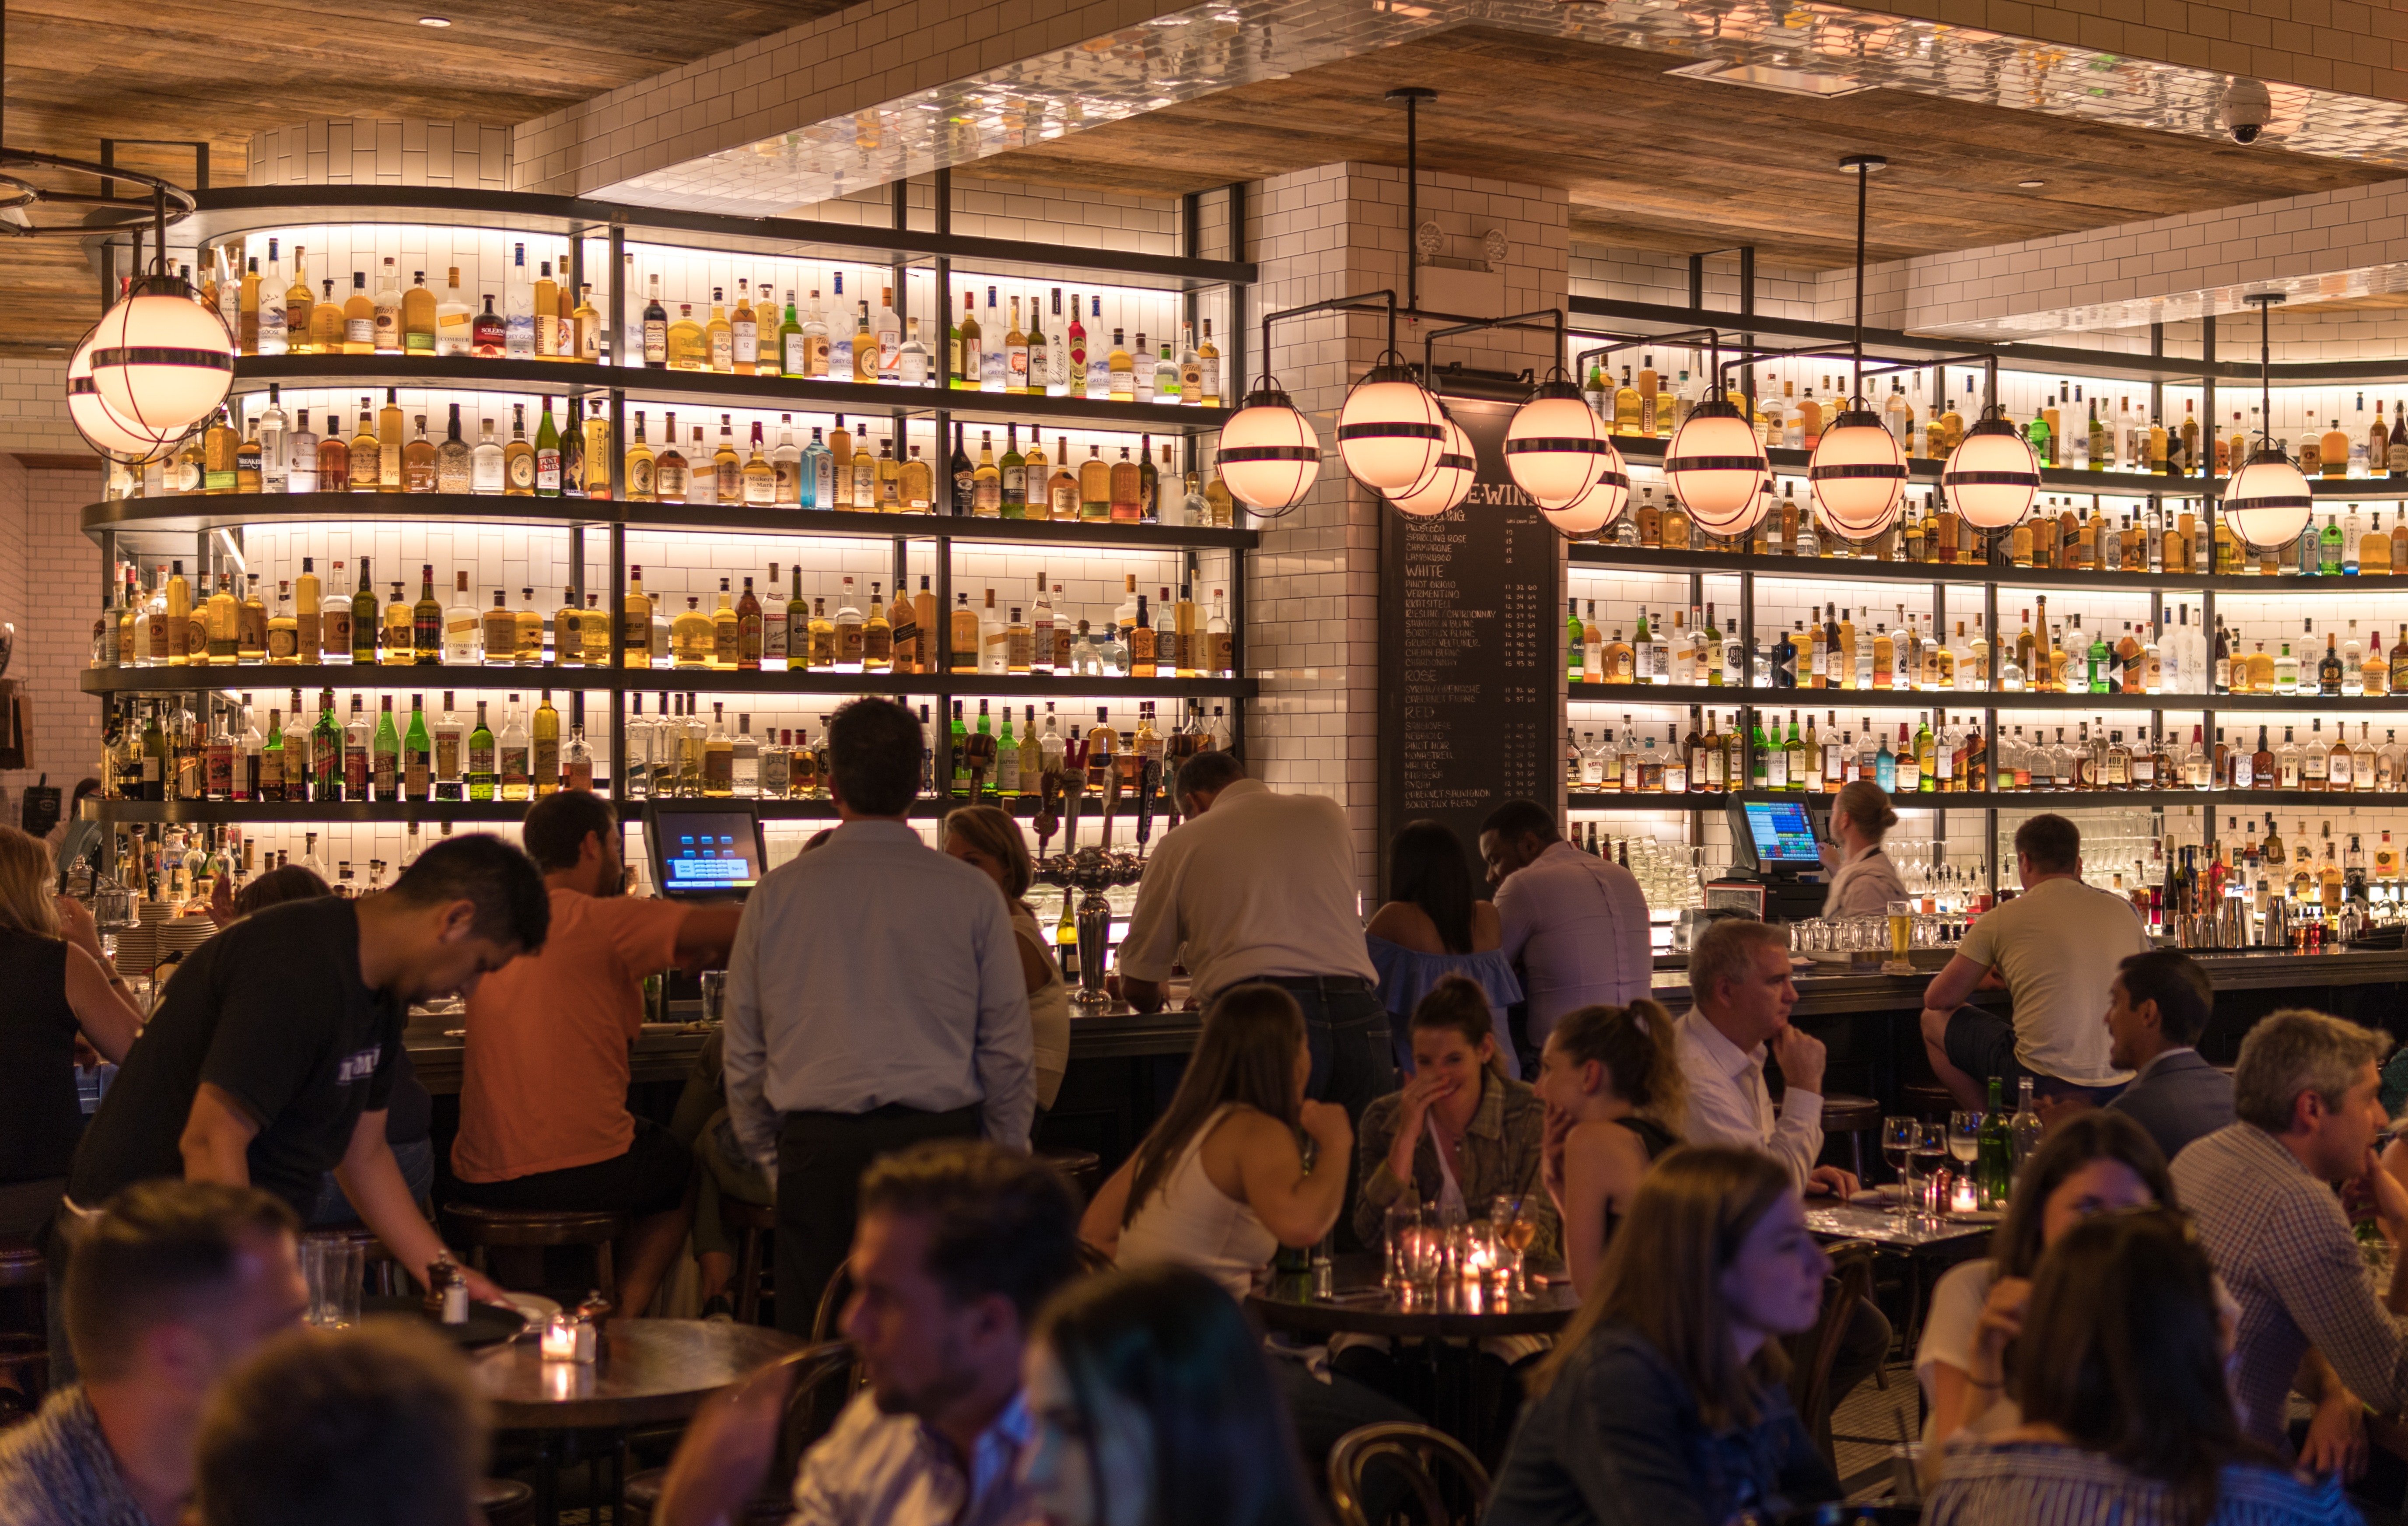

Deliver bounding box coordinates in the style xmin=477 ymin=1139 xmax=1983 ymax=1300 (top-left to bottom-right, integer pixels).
xmin=1881 ymin=1115 xmax=1918 ymax=1217
xmin=1490 ymin=1194 xmax=1539 ymax=1297
xmin=1913 ymin=1123 xmax=1950 ymax=1217
xmin=1948 ymin=1111 xmax=1983 ymax=1210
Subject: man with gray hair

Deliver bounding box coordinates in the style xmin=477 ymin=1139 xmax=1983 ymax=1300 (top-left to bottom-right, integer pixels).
xmin=1674 ymin=918 xmax=1856 ymax=1199
xmin=2171 ymin=1009 xmax=2408 ymax=1453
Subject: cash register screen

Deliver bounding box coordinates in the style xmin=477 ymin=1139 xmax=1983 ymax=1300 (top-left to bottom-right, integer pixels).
xmin=1743 ymin=800 xmax=1824 ymax=866
xmin=651 ymin=810 xmax=763 ymax=895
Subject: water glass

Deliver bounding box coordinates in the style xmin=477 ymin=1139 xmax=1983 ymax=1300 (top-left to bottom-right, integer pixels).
xmin=1383 ymin=1201 xmax=1422 ymax=1291
xmin=1401 ymin=1221 xmax=1446 ymax=1300
xmin=302 ymin=1237 xmax=363 ymax=1328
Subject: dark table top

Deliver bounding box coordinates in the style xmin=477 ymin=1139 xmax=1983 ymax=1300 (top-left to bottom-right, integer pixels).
xmin=471 ymin=1318 xmax=803 ymax=1430
xmin=1248 ymin=1253 xmax=1581 ymax=1340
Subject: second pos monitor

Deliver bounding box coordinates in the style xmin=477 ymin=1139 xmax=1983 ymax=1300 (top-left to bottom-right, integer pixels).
xmin=1722 ymin=796 xmax=1831 ymax=924
xmin=641 ymin=800 xmax=767 ymax=902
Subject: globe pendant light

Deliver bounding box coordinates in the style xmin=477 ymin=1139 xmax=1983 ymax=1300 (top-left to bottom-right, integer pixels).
xmin=1809 ymin=404 xmax=1907 ymax=533
xmin=67 ymin=330 xmax=175 ymax=462
xmin=1505 ymin=374 xmax=1612 ymax=508
xmin=1665 ymin=396 xmax=1769 ymax=534
xmin=86 ymin=272 xmax=235 ymax=446
xmin=2223 ymin=293 xmax=2314 ymax=551
xmin=1218 ymin=383 xmax=1322 ymax=514
xmin=1940 ymin=408 xmax=2040 ymax=529
xmin=1388 ymin=412 xmax=1478 ymax=517
xmin=1808 ymin=154 xmax=1905 ymax=538
xmin=1540 ymin=439 xmax=1631 ymax=536
xmin=1336 ymin=355 xmax=1446 ymax=493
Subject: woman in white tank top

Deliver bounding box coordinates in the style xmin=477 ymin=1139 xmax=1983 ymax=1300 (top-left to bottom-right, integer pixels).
xmin=1082 ymin=986 xmax=1355 ymax=1295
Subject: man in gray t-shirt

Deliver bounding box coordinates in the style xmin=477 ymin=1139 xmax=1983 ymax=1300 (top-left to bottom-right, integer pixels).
xmin=1918 ymin=813 xmax=2151 ymax=1112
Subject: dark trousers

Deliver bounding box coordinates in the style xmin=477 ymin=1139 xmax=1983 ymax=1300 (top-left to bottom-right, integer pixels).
xmin=773 ymin=1103 xmax=981 ymax=1337
xmin=1260 ymin=978 xmax=1393 ymax=1253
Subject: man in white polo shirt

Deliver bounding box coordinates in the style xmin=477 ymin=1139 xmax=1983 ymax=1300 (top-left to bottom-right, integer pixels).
xmin=1116 ymin=750 xmax=1391 ymax=1133
xmin=1920 ymin=813 xmax=2150 ymax=1112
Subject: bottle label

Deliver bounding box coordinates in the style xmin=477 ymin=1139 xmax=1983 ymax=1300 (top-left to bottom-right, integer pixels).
xmin=536 ymin=448 xmax=560 ymax=492
xmin=346 ymin=316 xmax=374 ymax=347
xmin=508 ymin=452 xmax=536 ymax=491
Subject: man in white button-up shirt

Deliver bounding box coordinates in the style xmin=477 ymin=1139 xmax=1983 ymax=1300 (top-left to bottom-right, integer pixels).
xmin=1479 ymin=800 xmax=1651 ymax=1063
xmin=1673 ymin=918 xmax=1856 ymax=1199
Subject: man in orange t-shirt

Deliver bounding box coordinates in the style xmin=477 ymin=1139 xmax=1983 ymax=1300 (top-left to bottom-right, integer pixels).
xmin=452 ymin=791 xmax=741 ymax=1316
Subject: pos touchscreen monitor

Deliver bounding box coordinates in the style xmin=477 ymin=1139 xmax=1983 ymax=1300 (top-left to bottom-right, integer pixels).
xmin=1734 ymin=798 xmax=1825 ymax=871
xmin=641 ymin=801 xmax=767 ymax=900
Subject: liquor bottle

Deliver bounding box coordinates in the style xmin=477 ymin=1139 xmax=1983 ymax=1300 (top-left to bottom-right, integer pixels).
xmin=472 ymin=294 xmax=505 ymax=356
xmin=534 ymin=397 xmax=561 ymax=497
xmin=503 ymin=403 xmax=535 ymax=495
xmin=497 ymin=697 xmax=532 ymax=802
xmin=532 ymin=691 xmax=561 ymax=796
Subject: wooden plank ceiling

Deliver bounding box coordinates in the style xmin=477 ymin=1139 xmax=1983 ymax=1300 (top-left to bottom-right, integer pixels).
xmin=974 ymin=25 xmax=2395 ymax=272
xmin=0 ymin=0 xmax=847 ymax=353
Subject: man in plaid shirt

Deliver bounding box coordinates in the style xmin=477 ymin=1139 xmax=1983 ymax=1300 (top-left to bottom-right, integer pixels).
xmin=2172 ymin=1009 xmax=2408 ymax=1454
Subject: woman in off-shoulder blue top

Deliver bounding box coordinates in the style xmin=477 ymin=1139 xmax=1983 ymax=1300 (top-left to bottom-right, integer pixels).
xmin=1366 ymin=821 xmax=1523 ymax=1075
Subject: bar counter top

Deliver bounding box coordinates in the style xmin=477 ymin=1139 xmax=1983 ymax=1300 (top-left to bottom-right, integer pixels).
xmin=399 ymin=945 xmax=2408 ymax=1094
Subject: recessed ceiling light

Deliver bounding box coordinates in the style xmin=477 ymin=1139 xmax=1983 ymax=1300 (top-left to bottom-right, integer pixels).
xmin=418 ymin=15 xmax=451 ymax=25
xmin=1665 ymin=58 xmax=1870 ymax=98
xmin=2018 ymin=179 xmax=2045 ymax=188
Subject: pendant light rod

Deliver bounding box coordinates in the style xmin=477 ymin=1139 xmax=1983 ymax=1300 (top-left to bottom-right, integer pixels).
xmin=1839 ymin=154 xmax=1885 ymax=405
xmin=1388 ymin=86 xmax=1434 ymax=313
xmin=2247 ymin=290 xmax=2284 ymax=453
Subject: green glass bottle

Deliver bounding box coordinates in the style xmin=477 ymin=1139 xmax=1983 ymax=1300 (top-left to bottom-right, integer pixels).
xmin=468 ymin=699 xmax=497 ymax=802
xmin=351 ymin=557 xmax=378 ymax=664
xmin=1566 ymin=599 xmax=1585 ymax=681
xmin=403 ymin=694 xmax=432 ymax=800
xmin=261 ymin=712 xmax=285 ymax=803
xmin=1976 ymin=1077 xmax=2015 ymax=1208
xmin=1748 ymin=712 xmax=1771 ymax=789
xmin=777 ymin=293 xmax=804 ymax=379
xmin=999 ymin=424 xmax=1026 ymax=519
xmin=1783 ymin=716 xmax=1807 ymax=791
xmin=2087 ymin=620 xmax=2112 ymax=694
xmin=372 ymin=696 xmax=400 ymax=800
xmin=949 ymin=700 xmax=969 ymax=799
xmin=534 ymin=396 xmax=561 ymax=498
xmin=2320 ymin=514 xmax=2345 ymax=575
xmin=311 ymin=688 xmax=344 ymax=802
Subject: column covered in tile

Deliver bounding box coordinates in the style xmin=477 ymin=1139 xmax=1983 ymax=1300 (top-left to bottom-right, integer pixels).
xmin=1245 ymin=161 xmax=1568 ymax=890
xmin=245 ymin=119 xmax=513 ymax=190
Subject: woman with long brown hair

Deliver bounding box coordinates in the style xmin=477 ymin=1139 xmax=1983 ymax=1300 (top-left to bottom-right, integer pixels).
xmin=1081 ymin=982 xmax=1415 ymax=1466
xmin=1487 ymin=1146 xmax=1840 ymax=1526
xmin=0 ymin=825 xmax=142 ymax=1240
xmin=1926 ymin=1207 xmax=2352 ymax=1526
xmin=1530 ymin=998 xmax=1685 ymax=1295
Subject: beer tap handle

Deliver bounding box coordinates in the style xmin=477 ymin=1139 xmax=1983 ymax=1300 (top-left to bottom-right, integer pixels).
xmin=1098 ymin=765 xmax=1122 ymax=852
xmin=1134 ymin=758 xmax=1159 ymax=851
xmin=1061 ymin=768 xmax=1084 ymax=855
xmin=1033 ymin=770 xmax=1061 ymax=855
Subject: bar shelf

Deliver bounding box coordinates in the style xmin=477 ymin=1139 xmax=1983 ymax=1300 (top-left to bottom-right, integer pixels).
xmin=1566 ymin=788 xmax=2408 ymax=811
xmin=85 ymin=667 xmax=1256 ymax=700
xmin=1566 ymin=542 xmax=2408 ymax=593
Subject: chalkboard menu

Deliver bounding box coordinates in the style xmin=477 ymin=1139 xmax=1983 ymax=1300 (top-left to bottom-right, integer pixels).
xmin=1379 ymin=395 xmax=1561 ymax=884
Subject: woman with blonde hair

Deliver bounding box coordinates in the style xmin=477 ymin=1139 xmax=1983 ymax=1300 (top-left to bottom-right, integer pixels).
xmin=1488 ymin=1146 xmax=1840 ymax=1526
xmin=0 ymin=825 xmax=143 ymax=1237
xmin=942 ymin=804 xmax=1069 ymax=1111
xmin=1531 ymin=998 xmax=1685 ymax=1294
xmin=1821 ymin=779 xmax=1909 ymax=918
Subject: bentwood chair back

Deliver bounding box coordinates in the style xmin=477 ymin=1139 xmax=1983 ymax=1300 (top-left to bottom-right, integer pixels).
xmin=1328 ymin=1421 xmax=1491 ymax=1526
xmin=619 ymin=1340 xmax=858 ymax=1526
xmin=1789 ymin=1239 xmax=1879 ymax=1463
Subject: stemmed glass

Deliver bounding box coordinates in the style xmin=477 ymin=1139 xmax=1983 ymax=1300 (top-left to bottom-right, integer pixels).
xmin=1948 ymin=1111 xmax=1984 ymax=1209
xmin=1881 ymin=1115 xmax=1918 ymax=1218
xmin=1913 ymin=1123 xmax=1950 ymax=1218
xmin=1490 ymin=1194 xmax=1539 ymax=1297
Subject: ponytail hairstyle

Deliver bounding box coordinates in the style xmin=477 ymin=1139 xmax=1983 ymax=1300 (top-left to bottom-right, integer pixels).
xmin=1409 ymin=974 xmax=1505 ymax=1079
xmin=1549 ymin=999 xmax=1685 ymax=1134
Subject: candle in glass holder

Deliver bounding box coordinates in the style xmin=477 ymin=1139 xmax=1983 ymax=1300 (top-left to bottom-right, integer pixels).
xmin=540 ymin=1314 xmax=579 ymax=1361
xmin=1950 ymin=1175 xmax=1980 ymax=1215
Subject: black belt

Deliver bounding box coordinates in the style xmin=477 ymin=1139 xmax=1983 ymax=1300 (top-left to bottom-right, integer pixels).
xmin=1212 ymin=974 xmax=1373 ymax=1002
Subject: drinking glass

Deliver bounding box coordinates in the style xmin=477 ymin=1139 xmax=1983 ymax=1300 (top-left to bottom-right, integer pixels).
xmin=1913 ymin=1124 xmax=1950 ymax=1216
xmin=1383 ymin=1201 xmax=1422 ymax=1291
xmin=1948 ymin=1111 xmax=1983 ymax=1169
xmin=1887 ymin=899 xmax=1913 ymax=962
xmin=1880 ymin=1115 xmax=1918 ymax=1217
xmin=1490 ymin=1194 xmax=1539 ymax=1296
xmin=1402 ymin=1221 xmax=1446 ymax=1301
xmin=302 ymin=1237 xmax=363 ymax=1328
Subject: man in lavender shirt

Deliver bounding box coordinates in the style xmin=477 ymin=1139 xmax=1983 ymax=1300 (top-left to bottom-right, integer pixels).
xmin=1479 ymin=800 xmax=1652 ymax=1067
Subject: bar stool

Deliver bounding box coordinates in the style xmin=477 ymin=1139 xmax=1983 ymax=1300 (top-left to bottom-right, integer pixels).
xmin=1034 ymin=1147 xmax=1103 ymax=1205
xmin=440 ymin=1205 xmax=627 ymax=1309
xmin=0 ymin=1237 xmax=47 ymax=1405
xmin=1819 ymin=1094 xmax=1883 ymax=1184
xmin=1901 ymin=1081 xmax=1957 ymax=1118
xmin=721 ymin=1199 xmax=778 ymax=1326
xmin=476 ymin=1478 xmax=537 ymax=1526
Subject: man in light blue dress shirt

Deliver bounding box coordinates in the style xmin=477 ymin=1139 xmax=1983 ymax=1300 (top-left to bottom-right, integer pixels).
xmin=725 ymin=698 xmax=1034 ymax=1333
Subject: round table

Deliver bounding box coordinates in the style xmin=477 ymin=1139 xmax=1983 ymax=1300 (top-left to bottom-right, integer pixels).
xmin=1247 ymin=1255 xmax=1578 ymax=1463
xmin=472 ymin=1318 xmax=804 ymax=1518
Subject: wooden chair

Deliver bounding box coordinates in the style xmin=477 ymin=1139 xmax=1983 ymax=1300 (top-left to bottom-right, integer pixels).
xmin=1034 ymin=1146 xmax=1104 ymax=1204
xmin=1788 ymin=1239 xmax=1879 ymax=1464
xmin=620 ymin=1341 xmax=859 ymax=1526
xmin=721 ymin=1199 xmax=777 ymax=1325
xmin=440 ymin=1204 xmax=627 ymax=1309
xmin=1328 ymin=1421 xmax=1491 ymax=1526
xmin=0 ymin=1237 xmax=49 ymax=1406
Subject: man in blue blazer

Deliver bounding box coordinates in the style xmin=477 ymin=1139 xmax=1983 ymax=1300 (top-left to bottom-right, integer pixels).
xmin=2105 ymin=948 xmax=2233 ymax=1164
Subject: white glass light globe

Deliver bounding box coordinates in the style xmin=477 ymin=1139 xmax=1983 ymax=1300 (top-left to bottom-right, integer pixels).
xmin=1335 ymin=365 xmax=1446 ymax=493
xmin=67 ymin=332 xmax=175 ymax=462
xmin=1665 ymin=402 xmax=1768 ymax=525
xmin=1808 ymin=408 xmax=1908 ymax=530
xmin=1218 ymin=389 xmax=1322 ymax=512
xmin=1387 ymin=416 xmax=1477 ymax=517
xmin=2223 ymin=446 xmax=2314 ymax=549
xmin=1504 ymin=382 xmax=1610 ymax=509
xmin=87 ymin=277 xmax=234 ymax=441
xmin=1941 ymin=417 xmax=2040 ymax=530
xmin=1540 ymin=442 xmax=1630 ymax=536
xmin=1819 ymin=486 xmax=1900 ymax=543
